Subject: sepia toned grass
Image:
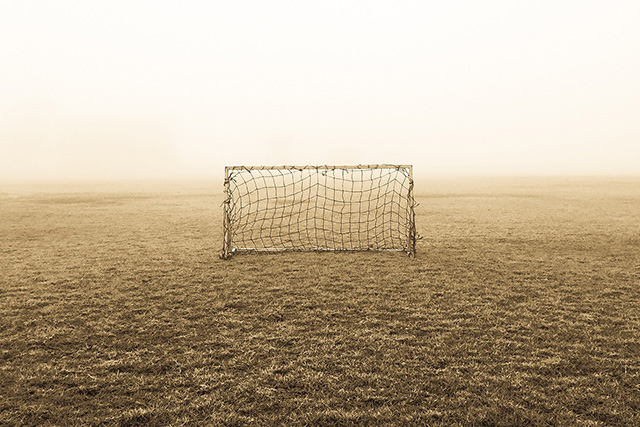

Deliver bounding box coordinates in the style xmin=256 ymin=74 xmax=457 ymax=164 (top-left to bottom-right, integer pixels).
xmin=1 ymin=177 xmax=639 ymax=425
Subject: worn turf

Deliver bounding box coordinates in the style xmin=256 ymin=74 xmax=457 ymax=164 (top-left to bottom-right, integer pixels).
xmin=1 ymin=177 xmax=639 ymax=425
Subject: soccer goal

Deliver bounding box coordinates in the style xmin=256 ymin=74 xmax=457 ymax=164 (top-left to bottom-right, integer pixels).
xmin=221 ymin=165 xmax=416 ymax=259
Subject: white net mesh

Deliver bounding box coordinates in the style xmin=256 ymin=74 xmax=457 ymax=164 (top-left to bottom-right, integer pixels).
xmin=222 ymin=165 xmax=416 ymax=257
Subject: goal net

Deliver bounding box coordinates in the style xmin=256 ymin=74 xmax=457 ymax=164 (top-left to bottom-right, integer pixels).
xmin=221 ymin=165 xmax=416 ymax=258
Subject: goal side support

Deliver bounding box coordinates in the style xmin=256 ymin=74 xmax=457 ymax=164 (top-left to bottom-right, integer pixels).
xmin=407 ymin=165 xmax=417 ymax=257
xmin=221 ymin=167 xmax=233 ymax=259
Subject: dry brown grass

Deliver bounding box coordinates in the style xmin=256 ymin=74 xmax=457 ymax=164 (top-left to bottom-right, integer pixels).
xmin=1 ymin=177 xmax=639 ymax=426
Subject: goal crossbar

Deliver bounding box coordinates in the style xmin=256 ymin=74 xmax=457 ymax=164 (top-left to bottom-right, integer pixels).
xmin=221 ymin=164 xmax=416 ymax=258
xmin=225 ymin=164 xmax=412 ymax=171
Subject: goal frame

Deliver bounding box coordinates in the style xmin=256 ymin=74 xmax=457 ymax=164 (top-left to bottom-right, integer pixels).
xmin=221 ymin=164 xmax=416 ymax=259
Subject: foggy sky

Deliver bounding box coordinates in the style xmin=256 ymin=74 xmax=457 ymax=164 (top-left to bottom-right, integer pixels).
xmin=1 ymin=0 xmax=639 ymax=181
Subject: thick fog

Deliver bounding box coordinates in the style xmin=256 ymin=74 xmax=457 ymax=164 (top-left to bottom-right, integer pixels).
xmin=2 ymin=1 xmax=639 ymax=181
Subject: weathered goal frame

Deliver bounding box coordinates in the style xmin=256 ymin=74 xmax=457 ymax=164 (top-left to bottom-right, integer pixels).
xmin=221 ymin=164 xmax=416 ymax=259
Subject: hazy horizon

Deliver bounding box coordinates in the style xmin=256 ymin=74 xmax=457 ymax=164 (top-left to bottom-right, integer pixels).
xmin=2 ymin=1 xmax=640 ymax=181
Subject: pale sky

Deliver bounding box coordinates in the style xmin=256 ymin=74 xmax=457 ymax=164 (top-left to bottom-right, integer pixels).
xmin=1 ymin=0 xmax=639 ymax=181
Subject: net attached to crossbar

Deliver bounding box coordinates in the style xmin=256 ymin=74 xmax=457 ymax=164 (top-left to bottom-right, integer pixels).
xmin=221 ymin=165 xmax=416 ymax=258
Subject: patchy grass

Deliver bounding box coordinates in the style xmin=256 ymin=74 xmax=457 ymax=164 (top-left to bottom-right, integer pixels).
xmin=1 ymin=177 xmax=639 ymax=426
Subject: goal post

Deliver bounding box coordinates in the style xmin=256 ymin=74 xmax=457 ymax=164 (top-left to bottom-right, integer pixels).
xmin=221 ymin=164 xmax=416 ymax=259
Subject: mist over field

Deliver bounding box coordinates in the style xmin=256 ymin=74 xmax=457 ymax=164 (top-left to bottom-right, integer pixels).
xmin=2 ymin=1 xmax=640 ymax=180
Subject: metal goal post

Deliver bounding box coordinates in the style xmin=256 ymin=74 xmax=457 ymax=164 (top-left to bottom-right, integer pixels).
xmin=221 ymin=164 xmax=416 ymax=259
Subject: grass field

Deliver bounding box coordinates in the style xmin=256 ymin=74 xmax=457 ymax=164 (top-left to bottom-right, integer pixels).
xmin=1 ymin=177 xmax=639 ymax=426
